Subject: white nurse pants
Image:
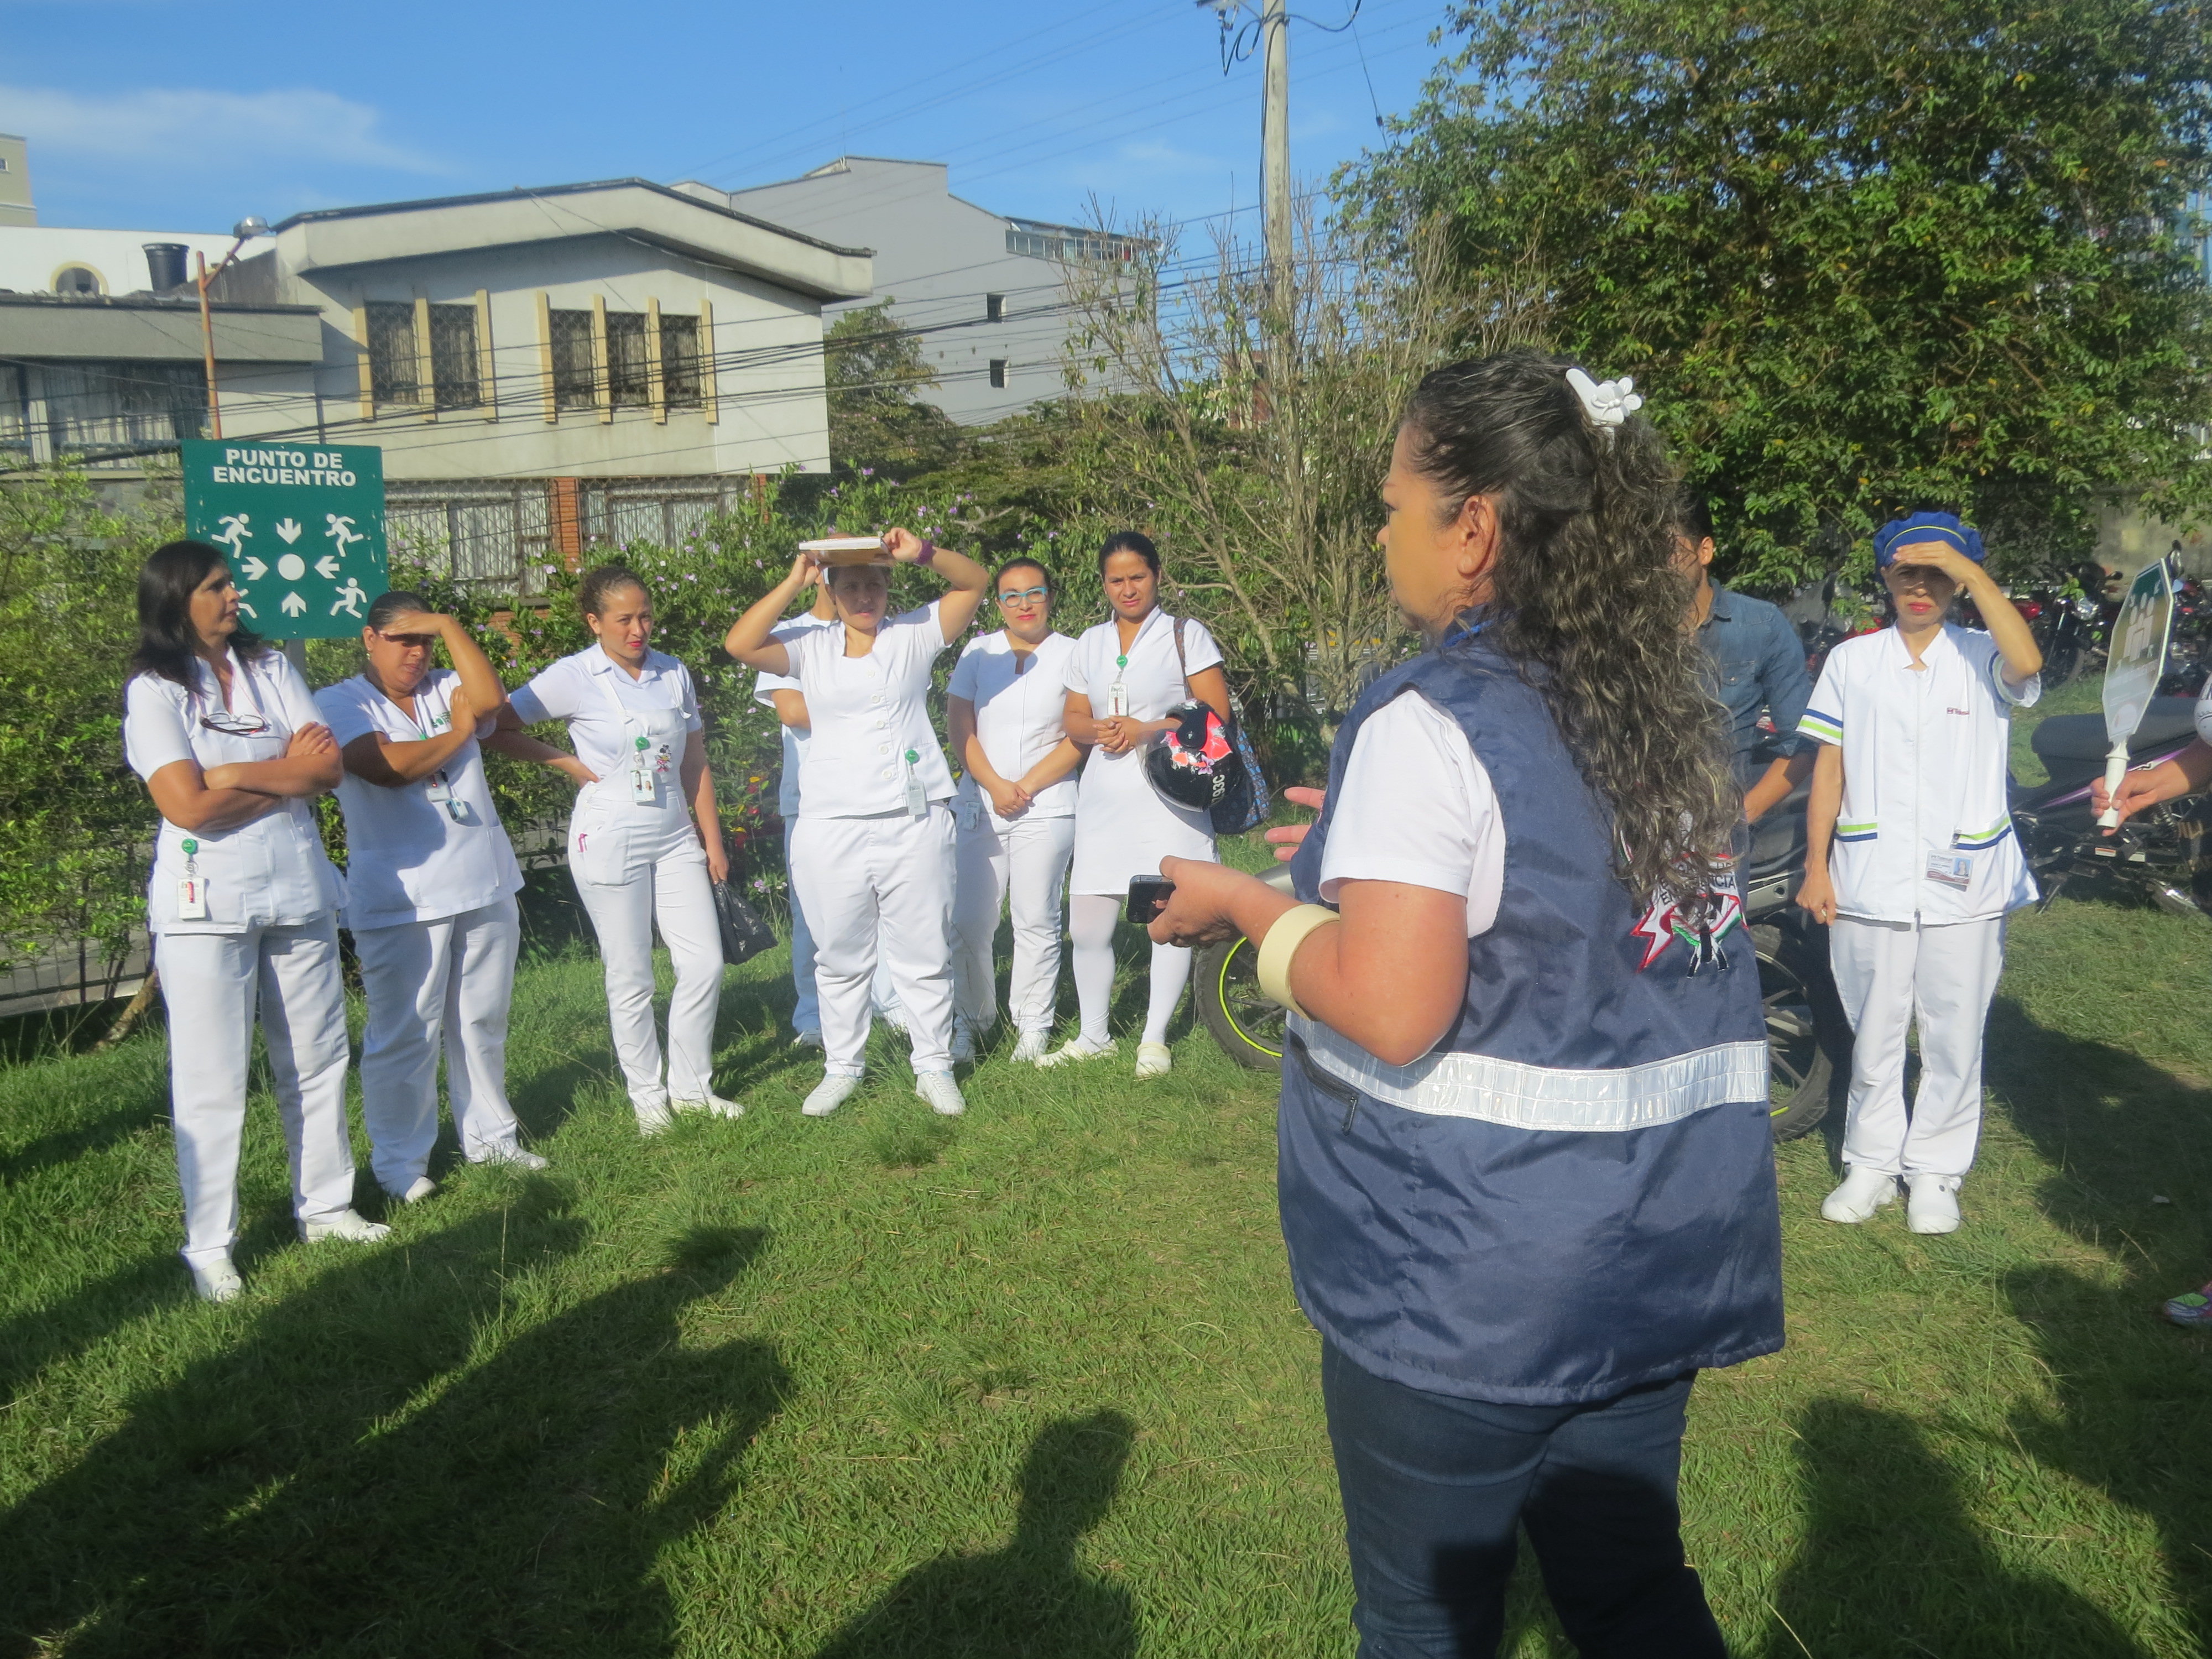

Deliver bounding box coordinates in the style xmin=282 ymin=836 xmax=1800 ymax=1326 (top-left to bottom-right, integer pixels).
xmin=1830 ymin=914 xmax=2006 ymax=1180
xmin=786 ymin=832 xmax=901 ymax=1036
xmin=952 ymin=811 xmax=1075 ymax=1034
xmin=790 ymin=806 xmax=957 ymax=1076
xmin=573 ymin=828 xmax=723 ymax=1117
xmin=354 ymin=895 xmax=524 ymax=1192
xmin=154 ymin=916 xmax=356 ymax=1268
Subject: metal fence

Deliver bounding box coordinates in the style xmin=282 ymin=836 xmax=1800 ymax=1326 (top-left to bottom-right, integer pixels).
xmin=385 ymin=476 xmax=761 ymax=594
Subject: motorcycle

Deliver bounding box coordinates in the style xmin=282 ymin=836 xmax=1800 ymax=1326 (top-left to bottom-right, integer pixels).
xmin=1193 ymin=748 xmax=1851 ymax=1143
xmin=2011 ymin=695 xmax=2208 ymax=921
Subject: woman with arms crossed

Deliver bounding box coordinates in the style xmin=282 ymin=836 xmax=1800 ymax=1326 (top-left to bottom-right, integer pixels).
xmin=1795 ymin=513 xmax=2042 ymax=1235
xmin=947 ymin=557 xmax=1084 ymax=1062
xmin=1045 ymin=533 xmax=1231 ymax=1078
xmin=726 ymin=530 xmax=989 ymax=1118
xmin=123 ymin=540 xmax=388 ymax=1303
xmin=507 ymin=566 xmax=735 ymax=1134
xmin=1148 ymin=354 xmax=1782 ymax=1657
xmin=314 ymin=592 xmax=551 ymax=1204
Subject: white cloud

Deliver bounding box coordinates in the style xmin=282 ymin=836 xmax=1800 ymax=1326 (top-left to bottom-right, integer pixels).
xmin=0 ymin=84 xmax=444 ymax=176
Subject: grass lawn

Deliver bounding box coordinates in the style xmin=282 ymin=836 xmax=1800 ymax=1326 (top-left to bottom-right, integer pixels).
xmin=4 ymin=780 xmax=2210 ymax=1656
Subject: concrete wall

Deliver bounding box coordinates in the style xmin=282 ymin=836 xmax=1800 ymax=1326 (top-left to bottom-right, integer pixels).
xmin=718 ymin=159 xmax=1081 ymax=425
xmin=0 ymin=226 xmax=241 ymax=295
xmin=0 ymin=135 xmax=33 ymax=229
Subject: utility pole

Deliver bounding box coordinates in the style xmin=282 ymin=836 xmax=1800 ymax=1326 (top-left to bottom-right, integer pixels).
xmin=192 ymin=217 xmax=271 ymax=443
xmin=1261 ymin=0 xmax=1291 ymax=312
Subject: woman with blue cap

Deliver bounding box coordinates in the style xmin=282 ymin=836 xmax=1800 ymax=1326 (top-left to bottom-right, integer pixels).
xmin=1794 ymin=511 xmax=2043 ymax=1234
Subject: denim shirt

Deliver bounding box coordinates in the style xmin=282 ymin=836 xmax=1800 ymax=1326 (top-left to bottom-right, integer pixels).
xmin=1697 ymin=582 xmax=1812 ymax=771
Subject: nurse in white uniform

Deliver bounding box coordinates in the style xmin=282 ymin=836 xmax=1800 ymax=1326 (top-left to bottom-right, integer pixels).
xmin=947 ymin=556 xmax=1083 ymax=1063
xmin=122 ymin=540 xmax=388 ymax=1303
xmin=1047 ymin=532 xmax=1232 ymax=1079
xmin=508 ymin=565 xmax=735 ymax=1134
xmin=1796 ymin=512 xmax=2043 ymax=1236
xmin=752 ymin=582 xmax=904 ymax=1047
xmin=725 ymin=529 xmax=990 ymax=1119
xmin=315 ymin=592 xmax=547 ymax=1204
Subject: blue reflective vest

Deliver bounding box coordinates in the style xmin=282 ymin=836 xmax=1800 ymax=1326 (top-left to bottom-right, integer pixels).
xmin=1281 ymin=633 xmax=1785 ymax=1405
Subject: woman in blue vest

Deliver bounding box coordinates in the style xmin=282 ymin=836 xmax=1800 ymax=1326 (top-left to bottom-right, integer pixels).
xmin=1149 ymin=352 xmax=1782 ymax=1657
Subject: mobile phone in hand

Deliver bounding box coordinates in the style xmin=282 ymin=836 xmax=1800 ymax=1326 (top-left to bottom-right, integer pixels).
xmin=1125 ymin=875 xmax=1175 ymax=925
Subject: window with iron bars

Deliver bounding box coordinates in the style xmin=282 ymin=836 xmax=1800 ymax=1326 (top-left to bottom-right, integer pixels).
xmin=661 ymin=313 xmax=702 ymax=408
xmin=368 ymin=301 xmax=482 ymax=410
xmin=366 ymin=302 xmax=420 ymax=405
xmin=549 ymin=309 xmax=597 ymax=410
xmin=427 ymin=304 xmax=480 ymax=410
xmin=606 ymin=310 xmax=651 ymax=408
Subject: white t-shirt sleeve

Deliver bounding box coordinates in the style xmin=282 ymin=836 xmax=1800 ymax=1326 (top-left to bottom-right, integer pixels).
xmin=507 ymin=660 xmax=577 ymax=727
xmin=755 ymin=621 xmax=814 ymax=699
xmin=1798 ymin=656 xmax=1847 ymax=747
xmin=947 ymin=637 xmax=985 ymax=701
xmin=1971 ymin=632 xmax=2041 ymax=708
xmin=1062 ymin=635 xmax=1092 ymax=697
xmin=1176 ymin=617 xmax=1225 ymax=676
xmin=673 ymin=661 xmax=703 ymax=733
xmin=267 ymin=653 xmax=324 ymax=733
xmin=123 ymin=675 xmax=195 ymax=780
xmin=315 ymin=681 xmax=375 ymax=748
xmin=899 ymin=602 xmax=948 ymax=676
xmin=1317 ymin=690 xmax=1504 ymax=937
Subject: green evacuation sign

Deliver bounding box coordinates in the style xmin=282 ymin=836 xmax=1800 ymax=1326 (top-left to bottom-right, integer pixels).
xmin=182 ymin=440 xmax=388 ymax=639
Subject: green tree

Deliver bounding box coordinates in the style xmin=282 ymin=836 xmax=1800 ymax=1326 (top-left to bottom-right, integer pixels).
xmin=1346 ymin=0 xmax=2212 ymax=586
xmin=825 ymin=299 xmax=967 ymax=479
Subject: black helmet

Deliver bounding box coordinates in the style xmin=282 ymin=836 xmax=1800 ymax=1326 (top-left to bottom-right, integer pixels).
xmin=1146 ymin=701 xmax=1236 ymax=814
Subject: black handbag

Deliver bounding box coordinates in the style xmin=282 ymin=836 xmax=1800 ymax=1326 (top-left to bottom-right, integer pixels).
xmin=1171 ymin=617 xmax=1271 ymax=835
xmin=711 ymin=879 xmax=778 ymax=966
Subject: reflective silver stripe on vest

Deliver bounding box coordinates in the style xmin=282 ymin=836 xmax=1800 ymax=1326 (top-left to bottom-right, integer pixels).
xmin=1290 ymin=1015 xmax=1769 ymax=1132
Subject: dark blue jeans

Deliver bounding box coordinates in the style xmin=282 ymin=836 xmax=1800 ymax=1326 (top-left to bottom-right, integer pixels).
xmin=1321 ymin=1343 xmax=1726 ymax=1659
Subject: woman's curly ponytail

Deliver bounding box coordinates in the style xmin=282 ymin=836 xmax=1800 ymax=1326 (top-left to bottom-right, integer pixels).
xmin=1399 ymin=349 xmax=1735 ymax=907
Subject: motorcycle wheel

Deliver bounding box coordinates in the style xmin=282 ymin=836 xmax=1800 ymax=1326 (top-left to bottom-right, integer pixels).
xmin=1753 ymin=924 xmax=1834 ymax=1142
xmin=1196 ymin=932 xmax=1287 ymax=1072
xmin=2045 ymin=640 xmax=2081 ymax=687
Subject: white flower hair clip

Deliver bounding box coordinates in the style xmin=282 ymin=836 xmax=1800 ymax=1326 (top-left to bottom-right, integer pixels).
xmin=1565 ymin=367 xmax=1644 ymax=435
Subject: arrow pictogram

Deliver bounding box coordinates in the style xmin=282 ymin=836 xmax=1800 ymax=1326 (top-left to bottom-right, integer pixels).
xmin=274 ymin=518 xmax=304 ymax=544
xmin=315 ymin=555 xmax=342 ymax=580
xmin=239 ymin=555 xmax=268 ymax=582
xmin=280 ymin=591 xmax=308 ymax=618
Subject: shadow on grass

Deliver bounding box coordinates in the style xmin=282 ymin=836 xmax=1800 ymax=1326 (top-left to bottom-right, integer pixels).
xmin=1 ymin=1192 xmax=790 ymax=1659
xmin=1980 ymin=995 xmax=2212 ymax=1647
xmin=0 ymin=1087 xmax=166 ymax=1188
xmin=1768 ymin=1399 xmax=2151 ymax=1658
xmin=814 ymin=1410 xmax=1138 ymax=1659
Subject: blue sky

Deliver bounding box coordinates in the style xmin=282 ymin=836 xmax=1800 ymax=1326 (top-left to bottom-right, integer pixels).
xmin=1 ymin=0 xmax=1455 ymax=242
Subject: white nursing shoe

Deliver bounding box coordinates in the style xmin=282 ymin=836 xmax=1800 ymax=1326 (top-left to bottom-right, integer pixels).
xmin=915 ymin=1070 xmax=966 ymax=1117
xmin=388 ymin=1175 xmax=438 ymax=1204
xmin=803 ymin=1074 xmax=862 ymax=1118
xmin=1011 ymin=1029 xmax=1050 ymax=1065
xmin=1906 ymin=1174 xmax=1963 ymax=1235
xmin=189 ymin=1255 xmax=244 ymax=1304
xmin=635 ymin=1100 xmax=675 ymax=1138
xmin=1820 ymin=1167 xmax=1898 ymax=1224
xmin=673 ymin=1094 xmax=745 ymax=1120
xmin=792 ymin=1029 xmax=825 ymax=1051
xmin=1036 ymin=1036 xmax=1115 ymax=1070
xmin=300 ymin=1209 xmax=391 ymax=1245
xmin=1134 ymin=1042 xmax=1173 ymax=1080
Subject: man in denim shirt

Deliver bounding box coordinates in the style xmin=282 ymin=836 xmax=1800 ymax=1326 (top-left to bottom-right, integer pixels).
xmin=1678 ymin=491 xmax=1813 ymax=820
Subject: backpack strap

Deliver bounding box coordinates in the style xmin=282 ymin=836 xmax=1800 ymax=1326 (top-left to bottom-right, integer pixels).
xmin=1172 ymin=615 xmax=1192 ymax=697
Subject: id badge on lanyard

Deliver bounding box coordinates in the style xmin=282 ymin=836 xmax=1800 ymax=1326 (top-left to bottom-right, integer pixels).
xmin=903 ymin=749 xmax=927 ymax=818
xmin=630 ymin=733 xmax=658 ymax=804
xmin=176 ymin=837 xmax=208 ymax=920
xmin=1108 ymin=651 xmax=1130 ymax=718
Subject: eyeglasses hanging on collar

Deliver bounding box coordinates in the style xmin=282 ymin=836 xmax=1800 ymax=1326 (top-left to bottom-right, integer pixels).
xmin=198 ymin=709 xmax=271 ymax=737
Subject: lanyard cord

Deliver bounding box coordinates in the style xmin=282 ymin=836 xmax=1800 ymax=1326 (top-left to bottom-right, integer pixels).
xmin=1441 ymin=611 xmax=1491 ymax=651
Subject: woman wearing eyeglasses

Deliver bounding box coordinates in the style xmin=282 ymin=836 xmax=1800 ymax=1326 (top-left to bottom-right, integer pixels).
xmin=946 ymin=558 xmax=1083 ymax=1063
xmin=122 ymin=540 xmax=387 ymax=1304
xmin=314 ymin=591 xmax=557 ymax=1208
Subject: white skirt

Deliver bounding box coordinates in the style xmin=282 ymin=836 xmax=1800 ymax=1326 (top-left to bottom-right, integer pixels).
xmin=1069 ymin=743 xmax=1217 ymax=894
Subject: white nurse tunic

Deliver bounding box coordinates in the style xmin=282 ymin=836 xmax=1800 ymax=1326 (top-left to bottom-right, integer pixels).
xmin=316 ymin=668 xmax=530 ymax=1187
xmin=1064 ymin=608 xmax=1220 ymax=895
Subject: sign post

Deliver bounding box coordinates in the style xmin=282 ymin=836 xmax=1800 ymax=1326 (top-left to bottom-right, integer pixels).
xmin=181 ymin=441 xmax=388 ymax=640
xmin=2096 ymin=558 xmax=2176 ymax=828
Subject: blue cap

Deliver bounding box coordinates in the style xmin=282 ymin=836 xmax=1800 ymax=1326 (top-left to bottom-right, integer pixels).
xmin=1874 ymin=512 xmax=1984 ymax=568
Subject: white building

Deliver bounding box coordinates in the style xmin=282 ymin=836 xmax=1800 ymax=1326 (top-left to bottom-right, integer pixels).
xmin=696 ymin=156 xmax=1146 ymax=427
xmin=2 ymin=176 xmax=873 ymax=584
